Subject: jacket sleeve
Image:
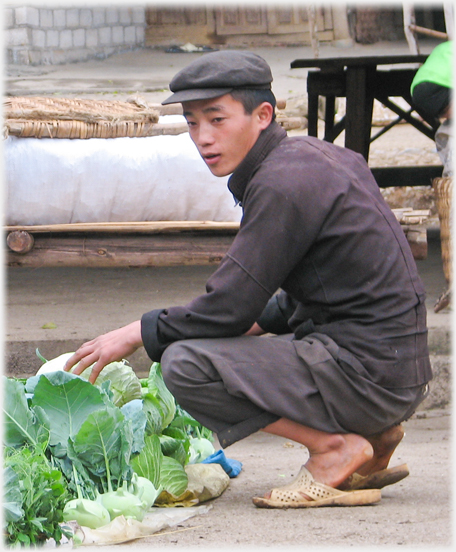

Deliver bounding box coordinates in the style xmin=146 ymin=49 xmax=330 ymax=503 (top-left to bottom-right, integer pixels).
xmin=256 ymin=291 xmax=297 ymax=335
xmin=140 ymin=254 xmax=273 ymax=361
xmin=140 ymin=147 xmax=327 ymax=362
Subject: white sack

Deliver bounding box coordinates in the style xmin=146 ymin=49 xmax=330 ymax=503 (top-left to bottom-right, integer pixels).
xmin=4 ymin=132 xmax=241 ymax=225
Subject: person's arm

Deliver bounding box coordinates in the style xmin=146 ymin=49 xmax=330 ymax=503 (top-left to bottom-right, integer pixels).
xmin=63 ymin=320 xmax=142 ymax=383
xmin=255 ymin=291 xmax=297 ymax=335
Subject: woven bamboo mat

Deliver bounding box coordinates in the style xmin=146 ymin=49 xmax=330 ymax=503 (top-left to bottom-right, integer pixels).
xmin=4 ymin=96 xmax=160 ymax=139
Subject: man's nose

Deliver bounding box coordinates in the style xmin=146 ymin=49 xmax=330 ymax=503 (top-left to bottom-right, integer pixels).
xmin=195 ymin=122 xmax=215 ymax=146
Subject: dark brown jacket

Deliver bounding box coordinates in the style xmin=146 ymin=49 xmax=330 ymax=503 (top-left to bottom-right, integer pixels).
xmin=142 ymin=122 xmax=432 ymax=389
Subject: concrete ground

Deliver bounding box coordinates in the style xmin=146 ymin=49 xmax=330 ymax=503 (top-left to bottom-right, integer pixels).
xmin=3 ymin=39 xmax=453 ymax=548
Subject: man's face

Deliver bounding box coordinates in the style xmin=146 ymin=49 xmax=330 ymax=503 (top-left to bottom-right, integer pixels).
xmin=182 ymin=94 xmax=271 ymax=177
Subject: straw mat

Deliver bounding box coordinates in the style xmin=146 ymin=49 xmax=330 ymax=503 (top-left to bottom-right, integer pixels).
xmin=4 ymin=96 xmax=160 ymax=139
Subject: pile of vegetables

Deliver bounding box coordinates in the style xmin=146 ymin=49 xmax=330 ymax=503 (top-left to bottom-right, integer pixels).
xmin=3 ymin=354 xmax=215 ymax=547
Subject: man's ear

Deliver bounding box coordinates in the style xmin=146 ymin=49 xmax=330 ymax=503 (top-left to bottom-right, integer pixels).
xmin=256 ymin=102 xmax=274 ymax=129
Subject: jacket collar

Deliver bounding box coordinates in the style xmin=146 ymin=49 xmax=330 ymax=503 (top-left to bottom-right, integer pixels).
xmin=228 ymin=121 xmax=287 ymax=203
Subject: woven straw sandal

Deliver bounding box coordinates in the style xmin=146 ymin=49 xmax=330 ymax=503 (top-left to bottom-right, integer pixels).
xmin=252 ymin=467 xmax=381 ymax=508
xmin=340 ymin=463 xmax=409 ymax=491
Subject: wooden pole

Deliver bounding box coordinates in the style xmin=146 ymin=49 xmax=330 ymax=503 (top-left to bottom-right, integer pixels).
xmin=409 ymin=24 xmax=448 ymax=40
xmin=6 ymin=230 xmax=34 ymax=253
xmin=403 ymin=4 xmax=419 ymax=55
xmin=5 ymin=221 xmax=241 ymax=234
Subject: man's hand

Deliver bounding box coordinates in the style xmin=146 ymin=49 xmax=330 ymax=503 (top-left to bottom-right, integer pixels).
xmin=64 ymin=320 xmax=143 ymax=384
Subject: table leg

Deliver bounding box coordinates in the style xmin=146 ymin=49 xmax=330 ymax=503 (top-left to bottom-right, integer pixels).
xmin=324 ymin=95 xmax=336 ymax=137
xmin=307 ymin=93 xmax=319 ymax=137
xmin=344 ymin=66 xmax=375 ymax=160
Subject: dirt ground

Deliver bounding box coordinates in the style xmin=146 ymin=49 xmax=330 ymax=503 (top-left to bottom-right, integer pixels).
xmin=66 ymin=412 xmax=451 ymax=550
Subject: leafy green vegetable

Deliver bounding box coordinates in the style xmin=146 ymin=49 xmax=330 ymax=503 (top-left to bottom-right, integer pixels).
xmin=130 ymin=434 xmax=163 ymax=489
xmin=3 ymin=359 xmax=215 ymax=540
xmin=143 ymin=363 xmax=176 ymax=431
xmin=35 ymin=352 xmax=143 ymax=408
xmin=3 ymin=377 xmax=50 ymax=448
xmin=78 ymin=360 xmax=143 ymax=408
xmin=141 ymin=392 xmax=165 ymax=436
xmin=120 ymin=399 xmax=147 ymax=454
xmin=159 ymin=434 xmax=183 ymax=462
xmin=31 ymin=372 xmax=106 ymax=452
xmin=3 ymin=444 xmax=72 ymax=547
xmin=3 ymin=467 xmax=24 ymax=523
xmin=170 ymin=405 xmax=213 ymax=440
xmin=68 ymin=405 xmax=136 ymax=494
xmin=159 ymin=456 xmax=188 ymax=497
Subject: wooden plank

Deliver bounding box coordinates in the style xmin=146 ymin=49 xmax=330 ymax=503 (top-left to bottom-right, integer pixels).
xmin=291 ymin=54 xmax=428 ymax=70
xmin=371 ymin=166 xmax=443 ymax=188
xmin=5 ymin=221 xmax=241 ymax=234
xmin=6 ymin=232 xmax=236 ymax=268
xmin=402 ymin=226 xmax=428 ymax=260
xmin=6 ymin=221 xmax=427 ymax=267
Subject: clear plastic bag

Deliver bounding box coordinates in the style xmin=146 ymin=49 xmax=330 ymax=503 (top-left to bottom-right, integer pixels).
xmin=435 ymin=119 xmax=454 ymax=177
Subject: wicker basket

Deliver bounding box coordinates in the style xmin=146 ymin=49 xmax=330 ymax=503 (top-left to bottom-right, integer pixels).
xmin=3 ymin=96 xmax=160 ymax=139
xmin=432 ymin=176 xmax=453 ymax=285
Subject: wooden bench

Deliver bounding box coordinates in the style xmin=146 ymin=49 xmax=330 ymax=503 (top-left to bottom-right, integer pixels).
xmin=5 ymin=209 xmax=430 ymax=268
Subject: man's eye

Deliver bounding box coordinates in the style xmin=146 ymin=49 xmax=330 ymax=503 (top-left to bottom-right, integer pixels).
xmin=212 ymin=117 xmax=224 ymax=123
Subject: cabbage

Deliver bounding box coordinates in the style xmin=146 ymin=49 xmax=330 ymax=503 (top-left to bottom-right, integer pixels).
xmin=87 ymin=360 xmax=143 ymax=407
xmin=35 ymin=352 xmax=87 ymax=376
xmin=188 ymin=437 xmax=215 ymax=464
xmin=130 ymin=474 xmax=162 ymax=509
xmin=63 ymin=498 xmax=111 ymax=529
xmin=142 ymin=363 xmax=176 ymax=432
xmin=35 ymin=351 xmax=142 ymax=408
xmin=96 ymin=481 xmax=149 ymax=522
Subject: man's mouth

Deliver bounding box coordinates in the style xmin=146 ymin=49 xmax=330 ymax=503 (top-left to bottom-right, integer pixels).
xmin=203 ymin=153 xmax=221 ymax=165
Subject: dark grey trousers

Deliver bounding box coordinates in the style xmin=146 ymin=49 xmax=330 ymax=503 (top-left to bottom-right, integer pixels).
xmin=161 ymin=332 xmax=428 ymax=448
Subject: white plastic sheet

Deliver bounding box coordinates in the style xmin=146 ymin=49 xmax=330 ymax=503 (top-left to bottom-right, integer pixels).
xmin=4 ymin=131 xmax=241 ymax=225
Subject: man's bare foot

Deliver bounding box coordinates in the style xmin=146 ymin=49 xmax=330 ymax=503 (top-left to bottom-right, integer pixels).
xmin=261 ymin=418 xmax=374 ymax=490
xmin=304 ymin=433 xmax=374 ymax=489
xmin=336 ymin=424 xmax=405 ymax=490
xmin=356 ymin=424 xmax=405 ymax=476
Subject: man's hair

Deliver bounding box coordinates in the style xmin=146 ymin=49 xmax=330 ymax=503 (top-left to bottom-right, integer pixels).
xmin=230 ymin=89 xmax=277 ymax=121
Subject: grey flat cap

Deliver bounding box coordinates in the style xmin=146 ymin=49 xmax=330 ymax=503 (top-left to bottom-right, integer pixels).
xmin=162 ymin=50 xmax=273 ymax=105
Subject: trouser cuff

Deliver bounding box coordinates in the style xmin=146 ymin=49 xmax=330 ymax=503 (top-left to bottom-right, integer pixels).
xmin=217 ymin=411 xmax=280 ymax=448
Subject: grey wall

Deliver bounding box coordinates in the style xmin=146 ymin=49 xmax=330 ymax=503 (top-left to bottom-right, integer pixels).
xmin=4 ymin=5 xmax=147 ymax=65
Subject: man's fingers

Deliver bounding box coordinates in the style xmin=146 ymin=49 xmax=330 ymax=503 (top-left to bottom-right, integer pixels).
xmin=63 ymin=351 xmax=82 ymax=372
xmin=88 ymin=360 xmax=108 ymax=384
xmin=61 ymin=323 xmax=142 ymax=382
xmin=64 ymin=349 xmax=96 ymax=375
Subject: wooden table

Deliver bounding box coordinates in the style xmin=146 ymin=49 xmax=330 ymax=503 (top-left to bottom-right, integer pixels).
xmin=290 ymin=54 xmax=443 ymax=186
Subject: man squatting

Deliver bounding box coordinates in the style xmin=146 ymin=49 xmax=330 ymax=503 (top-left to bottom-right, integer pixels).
xmin=66 ymin=51 xmax=432 ymax=508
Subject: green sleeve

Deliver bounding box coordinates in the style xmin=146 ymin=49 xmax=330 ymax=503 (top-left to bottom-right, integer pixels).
xmin=411 ymin=40 xmax=453 ymax=93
